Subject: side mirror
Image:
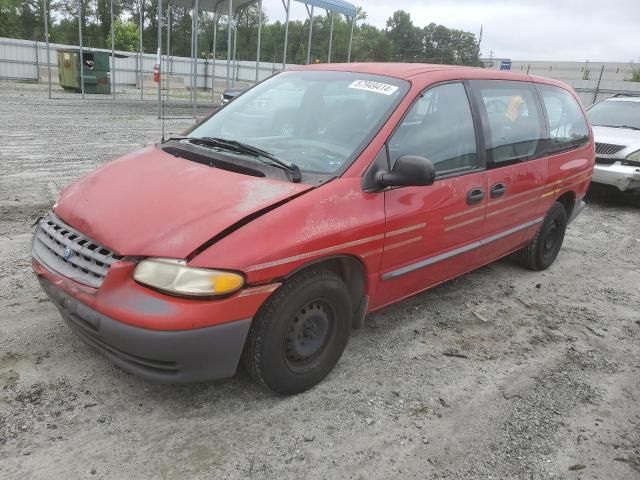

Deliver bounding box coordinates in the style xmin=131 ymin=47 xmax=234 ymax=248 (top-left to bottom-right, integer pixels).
xmin=376 ymin=155 xmax=436 ymax=188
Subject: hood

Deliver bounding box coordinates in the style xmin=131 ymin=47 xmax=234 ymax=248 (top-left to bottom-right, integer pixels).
xmin=55 ymin=146 xmax=311 ymax=258
xmin=592 ymin=125 xmax=640 ymax=155
xmin=223 ymin=87 xmax=246 ymax=98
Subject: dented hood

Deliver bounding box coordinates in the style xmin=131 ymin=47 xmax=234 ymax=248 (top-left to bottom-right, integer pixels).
xmin=55 ymin=146 xmax=311 ymax=257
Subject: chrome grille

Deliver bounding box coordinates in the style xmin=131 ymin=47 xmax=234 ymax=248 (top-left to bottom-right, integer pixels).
xmin=595 ymin=142 xmax=625 ymax=155
xmin=32 ymin=213 xmax=119 ymax=288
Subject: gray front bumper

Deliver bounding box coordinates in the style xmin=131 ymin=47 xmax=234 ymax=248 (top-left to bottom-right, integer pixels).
xmin=39 ymin=278 xmax=252 ymax=383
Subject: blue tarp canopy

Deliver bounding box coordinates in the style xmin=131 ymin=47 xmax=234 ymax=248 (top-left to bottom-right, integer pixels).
xmin=295 ymin=0 xmax=357 ymax=17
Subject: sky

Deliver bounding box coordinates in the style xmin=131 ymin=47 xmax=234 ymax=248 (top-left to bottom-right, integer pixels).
xmin=261 ymin=0 xmax=640 ymax=62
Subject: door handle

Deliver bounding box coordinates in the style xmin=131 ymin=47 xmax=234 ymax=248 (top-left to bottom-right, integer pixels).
xmin=490 ymin=182 xmax=506 ymax=198
xmin=466 ymin=188 xmax=485 ymax=205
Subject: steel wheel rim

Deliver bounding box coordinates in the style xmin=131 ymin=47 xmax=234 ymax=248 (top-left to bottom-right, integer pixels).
xmin=284 ymin=300 xmax=334 ymax=372
xmin=544 ymin=219 xmax=560 ymax=254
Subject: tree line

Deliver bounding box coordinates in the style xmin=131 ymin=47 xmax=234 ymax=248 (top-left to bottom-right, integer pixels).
xmin=1 ymin=1 xmax=481 ymax=66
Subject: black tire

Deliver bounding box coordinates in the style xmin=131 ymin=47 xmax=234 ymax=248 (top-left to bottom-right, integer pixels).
xmin=242 ymin=268 xmax=353 ymax=395
xmin=516 ymin=202 xmax=568 ymax=271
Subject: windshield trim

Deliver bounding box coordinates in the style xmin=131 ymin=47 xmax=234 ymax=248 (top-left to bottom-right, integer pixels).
xmin=184 ymin=71 xmax=411 ymax=180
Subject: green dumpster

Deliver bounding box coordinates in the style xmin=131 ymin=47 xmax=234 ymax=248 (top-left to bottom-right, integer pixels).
xmin=57 ymin=49 xmax=111 ymax=94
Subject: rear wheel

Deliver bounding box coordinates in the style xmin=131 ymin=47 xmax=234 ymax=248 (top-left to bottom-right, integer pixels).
xmin=242 ymin=268 xmax=352 ymax=395
xmin=516 ymin=202 xmax=568 ymax=271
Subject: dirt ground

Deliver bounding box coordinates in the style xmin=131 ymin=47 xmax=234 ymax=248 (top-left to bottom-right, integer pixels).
xmin=1 ymin=82 xmax=639 ymax=480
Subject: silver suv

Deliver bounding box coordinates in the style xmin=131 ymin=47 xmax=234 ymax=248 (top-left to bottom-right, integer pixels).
xmin=587 ymin=94 xmax=640 ymax=192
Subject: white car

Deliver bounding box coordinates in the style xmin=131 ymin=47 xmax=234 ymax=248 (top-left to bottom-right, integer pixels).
xmin=587 ymin=94 xmax=640 ymax=192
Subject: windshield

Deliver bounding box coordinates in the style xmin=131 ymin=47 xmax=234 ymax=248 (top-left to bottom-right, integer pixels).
xmin=587 ymin=99 xmax=640 ymax=129
xmin=189 ymin=71 xmax=409 ymax=174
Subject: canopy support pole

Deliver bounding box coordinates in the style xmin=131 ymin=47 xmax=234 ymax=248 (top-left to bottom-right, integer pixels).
xmin=226 ymin=0 xmax=232 ymax=89
xmin=347 ymin=15 xmax=354 ymax=62
xmin=43 ymin=0 xmax=51 ymax=99
xmin=190 ymin=4 xmax=195 ymax=104
xmin=78 ymin=0 xmax=85 ymax=99
xmin=255 ymin=0 xmax=262 ymax=82
xmin=232 ymin=10 xmax=238 ymax=87
xmin=110 ymin=0 xmax=115 ymax=99
xmin=166 ymin=4 xmax=171 ymax=101
xmin=305 ymin=5 xmax=314 ymax=64
xmin=327 ymin=11 xmax=333 ymax=63
xmin=157 ymin=0 xmax=162 ymax=118
xmin=212 ymin=12 xmax=218 ymax=104
xmin=139 ymin=0 xmax=143 ymax=100
xmin=282 ymin=0 xmax=290 ymax=69
xmin=193 ymin=0 xmax=199 ymax=119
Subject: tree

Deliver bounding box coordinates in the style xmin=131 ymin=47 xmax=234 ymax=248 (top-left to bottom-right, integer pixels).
xmin=0 ymin=3 xmax=479 ymax=67
xmin=109 ymin=19 xmax=138 ymax=51
xmin=386 ymin=10 xmax=419 ymax=61
xmin=0 ymin=0 xmax=23 ymax=39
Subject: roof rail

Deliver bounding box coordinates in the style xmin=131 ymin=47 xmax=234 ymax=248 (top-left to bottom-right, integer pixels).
xmin=612 ymin=93 xmax=640 ymax=98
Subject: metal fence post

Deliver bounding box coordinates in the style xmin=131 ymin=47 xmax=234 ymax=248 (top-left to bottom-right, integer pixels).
xmin=43 ymin=0 xmax=51 ymax=99
xmin=226 ymin=0 xmax=232 ymax=88
xmin=593 ymin=64 xmax=605 ymax=104
xmin=282 ymin=0 xmax=290 ymax=69
xmin=327 ymin=11 xmax=333 ymax=63
xmin=306 ymin=5 xmax=314 ymax=65
xmin=110 ymin=0 xmax=115 ymax=99
xmin=78 ymin=0 xmax=85 ymax=99
xmin=157 ymin=0 xmax=162 ymax=119
xmin=193 ymin=0 xmax=200 ymax=119
xmin=212 ymin=12 xmax=217 ymax=104
xmin=139 ymin=0 xmax=143 ymax=100
xmin=34 ymin=34 xmax=40 ymax=82
xmin=347 ymin=16 xmax=354 ymax=63
xmin=256 ymin=0 xmax=263 ymax=82
xmin=167 ymin=4 xmax=171 ymax=102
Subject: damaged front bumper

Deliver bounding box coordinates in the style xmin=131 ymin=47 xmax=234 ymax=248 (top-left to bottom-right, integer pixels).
xmin=592 ymin=163 xmax=640 ymax=192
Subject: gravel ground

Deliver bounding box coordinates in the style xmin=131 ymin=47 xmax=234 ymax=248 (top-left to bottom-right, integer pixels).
xmin=1 ymin=82 xmax=639 ymax=480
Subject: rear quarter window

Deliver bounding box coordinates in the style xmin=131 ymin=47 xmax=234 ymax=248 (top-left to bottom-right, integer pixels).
xmin=470 ymin=80 xmax=545 ymax=166
xmin=536 ymin=84 xmax=590 ymax=153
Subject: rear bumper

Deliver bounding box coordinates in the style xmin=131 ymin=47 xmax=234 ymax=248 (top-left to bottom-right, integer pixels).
xmin=39 ymin=277 xmax=252 ymax=383
xmin=592 ymin=163 xmax=640 ymax=191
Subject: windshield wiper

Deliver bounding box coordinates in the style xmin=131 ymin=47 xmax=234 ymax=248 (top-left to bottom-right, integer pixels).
xmin=163 ymin=136 xmax=301 ymax=182
xmin=201 ymin=137 xmax=301 ymax=182
xmin=595 ymin=124 xmax=640 ymax=131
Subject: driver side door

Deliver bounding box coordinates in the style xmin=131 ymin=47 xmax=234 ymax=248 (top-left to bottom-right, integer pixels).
xmin=375 ymin=82 xmax=489 ymax=308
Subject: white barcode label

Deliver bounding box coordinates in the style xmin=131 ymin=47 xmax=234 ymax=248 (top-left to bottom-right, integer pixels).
xmin=348 ymin=80 xmax=399 ymax=95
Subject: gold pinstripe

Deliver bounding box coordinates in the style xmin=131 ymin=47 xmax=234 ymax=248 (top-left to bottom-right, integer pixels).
xmin=444 ymin=215 xmax=484 ymax=232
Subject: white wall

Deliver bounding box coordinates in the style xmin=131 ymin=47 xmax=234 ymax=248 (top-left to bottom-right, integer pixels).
xmin=0 ymin=36 xmax=294 ymax=89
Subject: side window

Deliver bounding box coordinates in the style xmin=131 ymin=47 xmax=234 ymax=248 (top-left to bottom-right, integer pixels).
xmin=536 ymin=84 xmax=590 ymax=153
xmin=472 ymin=80 xmax=543 ymax=165
xmin=389 ymin=82 xmax=478 ymax=176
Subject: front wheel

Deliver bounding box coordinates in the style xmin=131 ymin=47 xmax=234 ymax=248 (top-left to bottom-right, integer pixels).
xmin=242 ymin=268 xmax=353 ymax=395
xmin=516 ymin=202 xmax=568 ymax=271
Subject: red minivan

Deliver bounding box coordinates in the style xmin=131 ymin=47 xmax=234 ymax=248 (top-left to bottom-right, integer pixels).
xmin=32 ymin=64 xmax=594 ymax=394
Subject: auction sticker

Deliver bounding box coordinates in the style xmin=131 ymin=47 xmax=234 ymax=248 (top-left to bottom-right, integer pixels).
xmin=348 ymin=80 xmax=399 ymax=95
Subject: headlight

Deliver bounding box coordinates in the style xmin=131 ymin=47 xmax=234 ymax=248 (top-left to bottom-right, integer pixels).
xmin=133 ymin=258 xmax=244 ymax=297
xmin=626 ymin=149 xmax=640 ymax=162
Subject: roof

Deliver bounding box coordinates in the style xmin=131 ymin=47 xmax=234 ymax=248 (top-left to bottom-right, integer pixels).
xmin=296 ymin=62 xmax=576 ymax=90
xmin=298 ymin=62 xmax=464 ymax=78
xmin=168 ymin=0 xmax=356 ymax=17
